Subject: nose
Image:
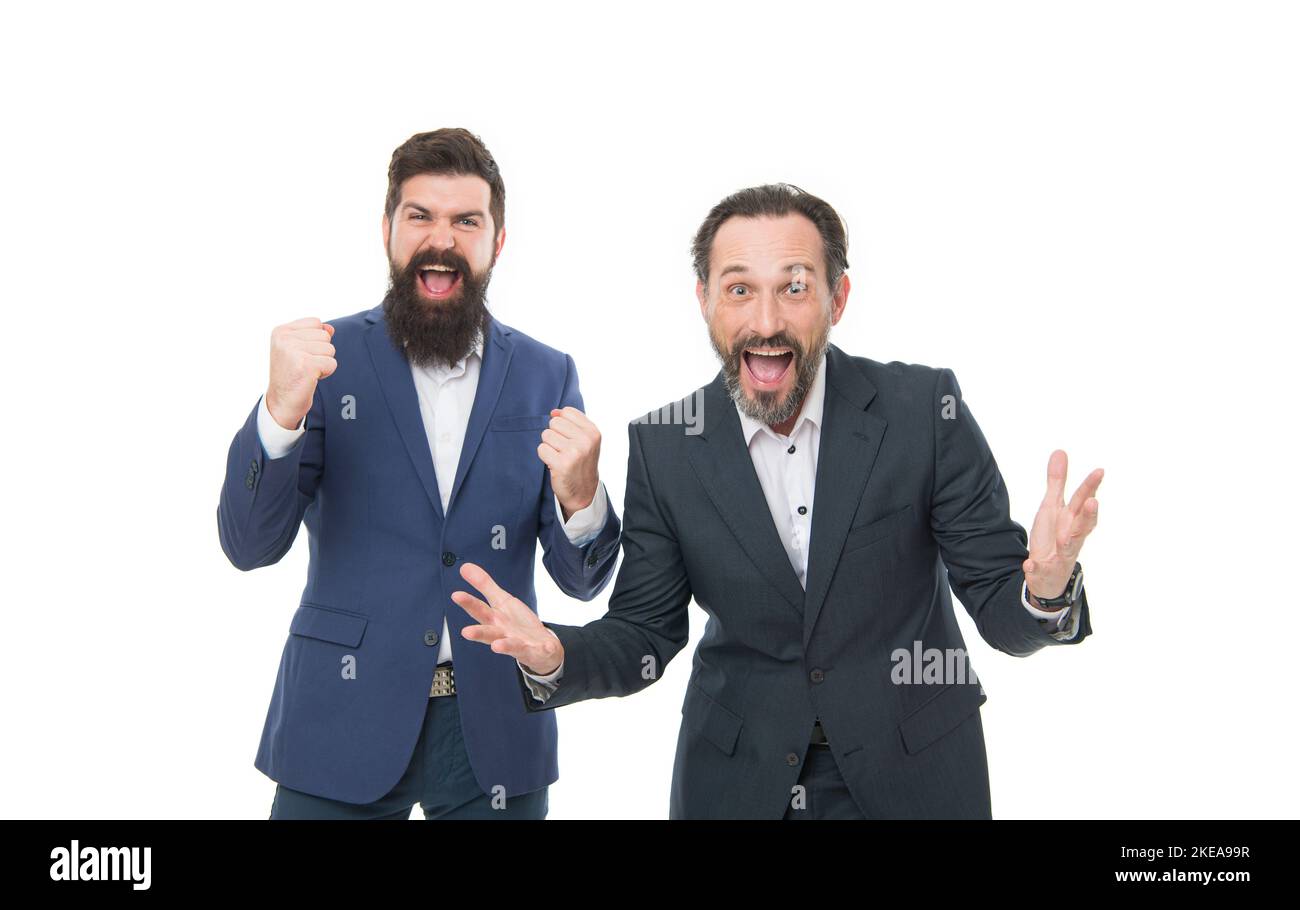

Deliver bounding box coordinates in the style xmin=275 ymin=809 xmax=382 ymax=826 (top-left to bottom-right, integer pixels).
xmin=428 ymin=217 xmax=456 ymax=253
xmin=747 ymin=289 xmax=786 ymax=341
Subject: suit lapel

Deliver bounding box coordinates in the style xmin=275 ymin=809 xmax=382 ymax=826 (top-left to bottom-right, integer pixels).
xmin=802 ymin=344 xmax=887 ymax=644
xmin=447 ymin=317 xmax=513 ymax=514
xmin=686 ymin=373 xmax=807 ymax=613
xmin=365 ymin=302 xmax=445 ymax=520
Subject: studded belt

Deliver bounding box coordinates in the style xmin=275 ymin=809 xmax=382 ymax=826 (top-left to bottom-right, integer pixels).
xmin=429 ymin=663 xmax=456 ymax=697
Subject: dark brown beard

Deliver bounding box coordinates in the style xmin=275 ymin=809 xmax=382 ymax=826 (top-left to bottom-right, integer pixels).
xmin=383 ymin=247 xmax=493 ymax=369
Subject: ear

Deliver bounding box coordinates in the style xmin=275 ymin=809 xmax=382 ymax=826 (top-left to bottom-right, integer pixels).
xmin=829 ymin=273 xmax=850 ymax=326
xmin=381 ymin=213 xmax=391 ymax=257
xmin=494 ymin=226 xmax=506 ymax=261
xmin=696 ymin=278 xmax=709 ymax=321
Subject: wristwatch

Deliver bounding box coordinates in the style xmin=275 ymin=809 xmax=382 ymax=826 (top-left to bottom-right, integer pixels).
xmin=1032 ymin=561 xmax=1084 ymax=609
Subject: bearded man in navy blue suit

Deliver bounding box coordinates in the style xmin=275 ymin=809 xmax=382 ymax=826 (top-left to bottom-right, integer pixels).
xmin=217 ymin=128 xmax=620 ymax=819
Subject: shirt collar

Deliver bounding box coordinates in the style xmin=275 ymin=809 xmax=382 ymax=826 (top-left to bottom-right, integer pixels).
xmin=735 ymin=349 xmax=828 ymax=446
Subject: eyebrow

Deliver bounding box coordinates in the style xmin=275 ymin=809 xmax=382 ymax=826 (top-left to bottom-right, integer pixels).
xmin=399 ymin=202 xmax=487 ymax=221
xmin=719 ymin=262 xmax=818 ymax=279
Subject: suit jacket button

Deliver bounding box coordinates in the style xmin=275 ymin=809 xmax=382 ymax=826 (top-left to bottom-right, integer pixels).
xmin=786 ymin=752 xmax=801 ymax=766
xmin=810 ymin=668 xmax=825 ymax=683
xmin=586 ymin=550 xmax=598 ymax=567
xmin=442 ymin=551 xmax=456 ymax=566
xmin=424 ymin=630 xmax=439 ymax=647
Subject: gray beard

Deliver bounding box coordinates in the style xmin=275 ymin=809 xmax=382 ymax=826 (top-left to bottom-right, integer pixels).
xmin=715 ymin=326 xmax=830 ymax=428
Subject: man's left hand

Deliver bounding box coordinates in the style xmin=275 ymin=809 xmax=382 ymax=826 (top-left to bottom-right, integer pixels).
xmin=538 ymin=406 xmax=601 ymax=522
xmin=1024 ymin=449 xmax=1103 ymax=607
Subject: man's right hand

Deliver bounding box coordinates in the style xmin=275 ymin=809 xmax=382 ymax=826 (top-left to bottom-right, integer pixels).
xmin=453 ymin=562 xmax=565 ymax=675
xmin=265 ymin=317 xmax=336 ymax=431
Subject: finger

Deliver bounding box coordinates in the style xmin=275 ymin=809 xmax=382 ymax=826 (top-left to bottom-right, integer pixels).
xmin=1063 ymin=499 xmax=1099 ymax=555
xmin=537 ymin=442 xmax=560 ymax=467
xmin=541 ymin=428 xmax=576 ymax=452
xmin=299 ymin=341 xmax=336 ymax=357
xmin=458 ymin=561 xmax=510 ymax=609
xmin=461 ymin=623 xmax=508 ymax=644
xmin=551 ymin=407 xmax=595 ymax=433
xmin=287 ymin=327 xmax=334 ymax=343
xmin=309 ymin=354 xmax=338 ymax=378
xmin=489 ymin=636 xmax=529 ymax=660
xmin=1058 ymin=500 xmax=1097 ymax=556
xmin=322 ymin=323 xmax=334 ymax=337
xmin=1066 ymin=468 xmax=1104 ymax=516
xmin=450 ymin=590 xmax=493 ymax=625
xmin=546 ymin=414 xmax=587 ymax=441
xmin=283 ymin=316 xmax=326 ymax=329
xmin=1044 ymin=449 xmax=1068 ymax=506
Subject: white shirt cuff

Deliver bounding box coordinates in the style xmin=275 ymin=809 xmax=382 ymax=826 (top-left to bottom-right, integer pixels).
xmin=256 ymin=394 xmax=305 ymax=460
xmin=520 ymin=658 xmax=564 ymax=684
xmin=519 ymin=657 xmax=563 ymax=703
xmin=558 ymin=481 xmax=608 ymax=547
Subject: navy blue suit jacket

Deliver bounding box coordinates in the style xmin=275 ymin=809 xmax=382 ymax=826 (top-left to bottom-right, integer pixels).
xmin=217 ymin=302 xmax=620 ymax=803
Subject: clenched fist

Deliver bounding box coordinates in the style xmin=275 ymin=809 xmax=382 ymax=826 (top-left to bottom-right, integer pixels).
xmin=538 ymin=406 xmax=601 ymax=521
xmin=265 ymin=317 xmax=337 ymax=431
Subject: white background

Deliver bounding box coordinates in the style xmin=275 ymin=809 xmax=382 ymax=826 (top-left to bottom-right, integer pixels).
xmin=2 ymin=0 xmax=1296 ymax=819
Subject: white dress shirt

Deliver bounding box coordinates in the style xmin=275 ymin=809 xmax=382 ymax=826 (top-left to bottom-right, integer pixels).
xmin=522 ymin=352 xmax=1079 ymax=700
xmin=255 ymin=332 xmax=609 ymax=685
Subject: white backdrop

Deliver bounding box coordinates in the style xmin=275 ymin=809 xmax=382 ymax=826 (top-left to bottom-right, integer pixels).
xmin=2 ymin=0 xmax=1296 ymax=819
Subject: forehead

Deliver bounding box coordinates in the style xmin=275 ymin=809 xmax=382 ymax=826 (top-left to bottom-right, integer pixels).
xmin=397 ymin=172 xmax=491 ymax=213
xmin=710 ymin=213 xmax=823 ymax=276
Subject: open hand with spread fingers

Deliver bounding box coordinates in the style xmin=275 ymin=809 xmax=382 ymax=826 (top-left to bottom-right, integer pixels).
xmin=1023 ymin=449 xmax=1103 ymax=608
xmin=452 ymin=562 xmax=564 ymax=675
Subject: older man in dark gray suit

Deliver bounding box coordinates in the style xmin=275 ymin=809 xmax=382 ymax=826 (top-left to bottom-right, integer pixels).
xmin=451 ymin=183 xmax=1103 ymax=819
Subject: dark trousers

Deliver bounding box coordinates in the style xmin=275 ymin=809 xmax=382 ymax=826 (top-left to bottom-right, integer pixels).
xmin=269 ymin=693 xmax=548 ymax=820
xmin=782 ymin=743 xmax=869 ymax=820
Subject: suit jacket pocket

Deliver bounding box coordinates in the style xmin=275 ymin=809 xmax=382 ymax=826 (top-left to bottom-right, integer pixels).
xmin=289 ymin=602 xmax=369 ymax=647
xmin=897 ymin=681 xmax=987 ymax=754
xmin=490 ymin=414 xmax=550 ymax=432
xmin=683 ymin=681 xmax=744 ymax=756
xmin=843 ymin=504 xmax=913 ymax=555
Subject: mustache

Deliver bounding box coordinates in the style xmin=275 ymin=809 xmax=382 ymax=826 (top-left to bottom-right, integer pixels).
xmin=726 ymin=332 xmax=806 ymax=360
xmin=400 ymin=248 xmax=473 ymax=277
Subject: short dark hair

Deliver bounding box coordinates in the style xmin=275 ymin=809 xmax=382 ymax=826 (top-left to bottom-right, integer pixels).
xmin=690 ymin=183 xmax=849 ymax=292
xmin=384 ymin=128 xmax=505 ymax=234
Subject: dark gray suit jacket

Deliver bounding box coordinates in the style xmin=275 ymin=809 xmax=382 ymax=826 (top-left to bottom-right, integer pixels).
xmin=517 ymin=343 xmax=1092 ymax=818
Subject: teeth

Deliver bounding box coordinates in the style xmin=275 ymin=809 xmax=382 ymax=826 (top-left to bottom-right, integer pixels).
xmin=421 ymin=265 xmax=456 ymax=272
xmin=746 ymin=348 xmax=790 ymax=356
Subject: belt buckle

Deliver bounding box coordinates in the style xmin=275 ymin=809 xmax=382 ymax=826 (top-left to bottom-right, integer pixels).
xmin=429 ymin=664 xmax=456 ymax=697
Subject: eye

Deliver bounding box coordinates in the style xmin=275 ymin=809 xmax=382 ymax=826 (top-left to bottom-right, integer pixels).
xmin=410 ymin=213 xmax=427 ymax=220
xmin=458 ymin=217 xmax=479 ymax=227
xmin=728 ymin=285 xmax=749 ymax=297
xmin=786 ymin=282 xmax=806 ymax=296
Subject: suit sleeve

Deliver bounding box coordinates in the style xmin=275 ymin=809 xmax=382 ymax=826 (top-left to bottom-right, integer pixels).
xmin=216 ymin=388 xmax=325 ymax=571
xmin=519 ymin=420 xmax=691 ymax=711
xmin=930 ymin=367 xmax=1092 ymax=656
xmin=536 ymin=353 xmax=622 ymax=601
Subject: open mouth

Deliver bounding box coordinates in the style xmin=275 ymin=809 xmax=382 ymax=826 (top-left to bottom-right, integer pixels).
xmin=742 ymin=347 xmax=794 ymax=388
xmin=418 ymin=264 xmax=462 ymax=300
